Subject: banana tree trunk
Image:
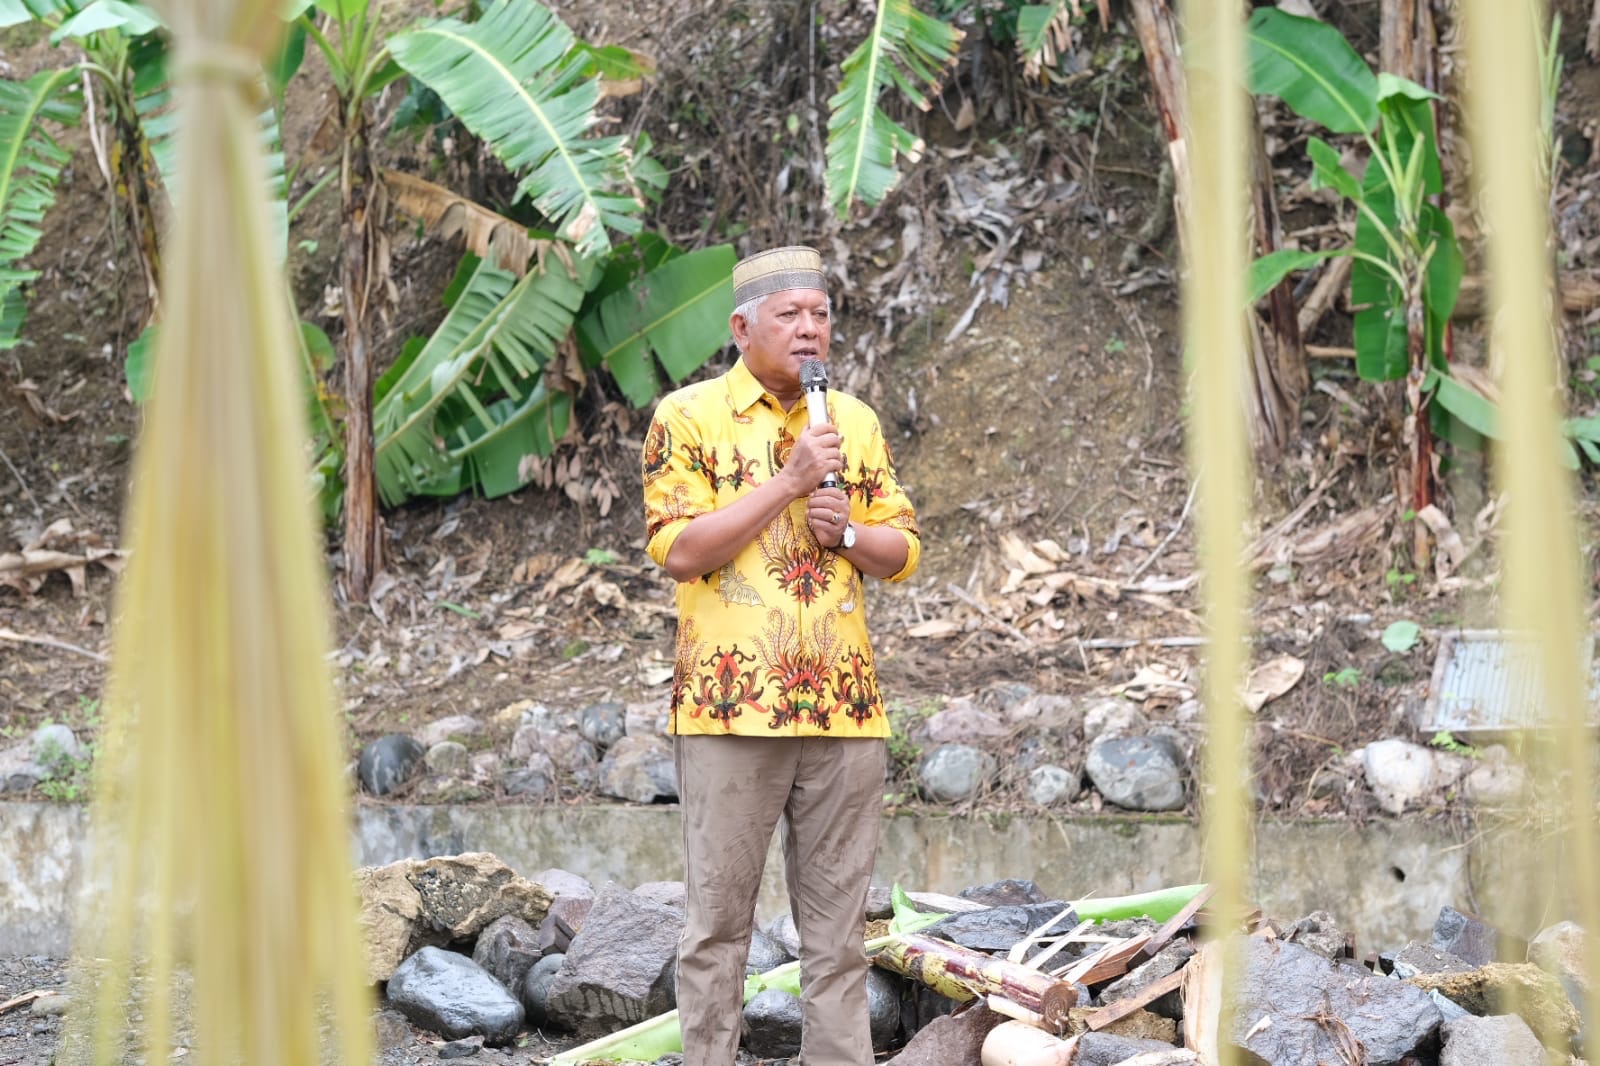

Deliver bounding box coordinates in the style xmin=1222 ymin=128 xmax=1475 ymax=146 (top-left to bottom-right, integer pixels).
xmin=112 ymin=105 xmax=163 ymax=318
xmin=873 ymin=934 xmax=1080 ymax=1032
xmin=1405 ymin=285 xmax=1434 ymax=572
xmin=1384 ymin=0 xmax=1443 ymax=572
xmin=339 ymin=108 xmax=383 ymax=601
xmin=1127 ymin=0 xmax=1303 ymax=459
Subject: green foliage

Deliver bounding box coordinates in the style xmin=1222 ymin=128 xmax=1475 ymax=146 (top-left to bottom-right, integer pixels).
xmin=1323 ymin=666 xmax=1361 ymax=688
xmin=825 ymin=0 xmax=963 ymax=218
xmin=387 ymin=0 xmax=647 ymax=256
xmin=1381 ymin=620 xmax=1421 ymax=653
xmin=34 ymin=696 xmax=101 ymax=802
xmin=574 ymin=243 xmax=736 ymax=406
xmin=1386 ymin=566 xmax=1417 ymax=592
xmin=1430 ymin=730 xmax=1480 ymax=759
xmin=372 ymin=248 xmax=591 ymax=506
xmin=0 ymin=69 xmax=82 ymax=349
xmin=584 ymin=547 xmax=619 ymax=565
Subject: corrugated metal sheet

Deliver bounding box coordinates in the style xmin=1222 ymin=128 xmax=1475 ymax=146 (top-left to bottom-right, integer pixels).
xmin=1421 ymin=630 xmax=1600 ymax=737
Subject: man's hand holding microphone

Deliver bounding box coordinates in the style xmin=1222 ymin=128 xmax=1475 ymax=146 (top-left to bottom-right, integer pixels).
xmin=798 ymin=358 xmax=851 ymax=550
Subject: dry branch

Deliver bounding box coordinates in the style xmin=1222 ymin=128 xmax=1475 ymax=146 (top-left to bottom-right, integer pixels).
xmin=1084 ymin=966 xmax=1187 ymax=1032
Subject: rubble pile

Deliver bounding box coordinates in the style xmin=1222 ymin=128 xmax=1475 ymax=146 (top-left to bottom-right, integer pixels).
xmin=351 ymin=855 xmax=1589 ymax=1065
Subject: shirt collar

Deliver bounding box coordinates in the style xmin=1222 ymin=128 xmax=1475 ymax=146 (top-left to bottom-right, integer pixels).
xmin=726 ymin=357 xmax=772 ymax=415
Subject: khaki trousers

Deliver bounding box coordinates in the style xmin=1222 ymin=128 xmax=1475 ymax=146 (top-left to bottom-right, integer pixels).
xmin=674 ymin=734 xmax=887 ymax=1066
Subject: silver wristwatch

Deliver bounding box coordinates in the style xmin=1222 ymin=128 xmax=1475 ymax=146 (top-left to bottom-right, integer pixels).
xmin=840 ymin=521 xmax=857 ymax=550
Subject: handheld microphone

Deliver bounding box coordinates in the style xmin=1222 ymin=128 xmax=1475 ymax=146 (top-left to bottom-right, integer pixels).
xmin=798 ymin=358 xmax=837 ymax=489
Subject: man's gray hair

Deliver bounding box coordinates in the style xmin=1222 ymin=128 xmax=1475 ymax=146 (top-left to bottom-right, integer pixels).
xmin=732 ymin=294 xmax=768 ymax=344
xmin=731 ymin=292 xmax=832 ymax=351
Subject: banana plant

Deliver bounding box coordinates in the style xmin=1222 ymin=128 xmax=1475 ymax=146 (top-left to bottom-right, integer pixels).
xmin=0 ymin=69 xmax=82 ymax=349
xmin=825 ymin=0 xmax=964 ymax=218
xmin=1244 ymin=8 xmax=1464 ymax=565
xmin=0 ymin=0 xmax=167 ymax=346
xmin=297 ymin=0 xmax=659 ymax=597
xmin=370 ymin=234 xmax=735 ymax=508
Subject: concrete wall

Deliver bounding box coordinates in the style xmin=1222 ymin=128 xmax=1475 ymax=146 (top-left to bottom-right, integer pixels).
xmin=0 ymin=801 xmax=1540 ymax=957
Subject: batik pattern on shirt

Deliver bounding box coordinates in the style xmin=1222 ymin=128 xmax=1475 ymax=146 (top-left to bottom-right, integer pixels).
xmin=643 ymin=358 xmax=920 ymax=737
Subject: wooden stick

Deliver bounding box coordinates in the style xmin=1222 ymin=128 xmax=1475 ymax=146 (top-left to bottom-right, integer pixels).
xmin=1059 ymin=934 xmax=1153 ymax=986
xmin=1133 ymin=883 xmax=1215 ymax=965
xmin=1085 ymin=966 xmax=1187 ymax=1032
xmin=0 ymin=628 xmax=109 ymax=663
xmin=0 ymin=989 xmax=59 ymax=1016
xmin=1014 ymin=919 xmax=1094 ymax=974
xmin=1306 ymin=344 xmax=1357 ymax=359
xmin=1297 ymin=255 xmax=1352 ymax=338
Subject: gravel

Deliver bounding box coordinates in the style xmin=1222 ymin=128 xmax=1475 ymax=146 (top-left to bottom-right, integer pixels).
xmin=0 ymin=956 xmax=790 ymax=1065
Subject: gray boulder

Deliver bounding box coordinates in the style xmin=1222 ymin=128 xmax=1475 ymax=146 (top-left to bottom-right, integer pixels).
xmin=355 ymin=853 xmax=552 ymax=983
xmin=470 ymin=914 xmax=542 ymax=993
xmin=1026 ymin=764 xmax=1078 ymax=805
xmin=882 ymin=1003 xmax=1005 ymax=1065
xmin=503 ymin=754 xmax=557 ymax=798
xmin=1099 ymin=938 xmax=1194 ymax=1018
xmin=745 ymin=927 xmax=791 ymax=974
xmin=917 ymin=743 xmax=998 ymax=802
xmin=596 ymin=735 xmax=677 ymax=803
xmin=1075 ymin=1031 xmax=1181 ymax=1065
xmin=924 ymin=903 xmax=1078 ymax=954
xmin=741 ymin=988 xmax=803 ymax=1058
xmin=1440 ymin=1013 xmax=1546 ymax=1065
xmin=867 ymin=967 xmax=901 ymax=1050
xmin=519 ymin=953 xmax=565 ymax=1027
xmin=958 ymin=879 xmax=1049 ymax=907
xmin=579 ymin=701 xmax=628 ymax=751
xmin=416 ymin=714 xmax=483 ymax=748
xmin=1085 ymin=734 xmax=1186 ymax=811
xmin=1229 ymin=937 xmax=1441 ymax=1065
xmin=1433 ymin=905 xmax=1515 ymax=967
xmin=386 ymin=946 xmax=524 ymax=1046
xmin=424 ymin=740 xmax=470 ymax=775
xmin=544 ymin=883 xmax=684 ymax=1034
xmin=357 ymin=734 xmax=425 ymax=796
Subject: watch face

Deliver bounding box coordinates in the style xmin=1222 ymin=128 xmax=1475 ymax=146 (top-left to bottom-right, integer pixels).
xmin=842 ymin=522 xmax=856 ymax=549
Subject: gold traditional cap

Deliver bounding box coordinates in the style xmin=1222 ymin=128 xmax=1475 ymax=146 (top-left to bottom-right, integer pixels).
xmin=732 ymin=245 xmax=826 ymax=307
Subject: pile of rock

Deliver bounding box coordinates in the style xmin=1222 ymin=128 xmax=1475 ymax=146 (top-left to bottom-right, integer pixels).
xmin=358 ymin=854 xmax=1590 ymax=1064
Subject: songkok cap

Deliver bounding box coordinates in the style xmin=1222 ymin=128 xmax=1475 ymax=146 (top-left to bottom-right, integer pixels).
xmin=732 ymin=245 xmax=826 ymax=307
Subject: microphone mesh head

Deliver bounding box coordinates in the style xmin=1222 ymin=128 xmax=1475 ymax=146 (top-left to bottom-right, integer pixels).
xmin=799 ymin=358 xmax=828 ymax=391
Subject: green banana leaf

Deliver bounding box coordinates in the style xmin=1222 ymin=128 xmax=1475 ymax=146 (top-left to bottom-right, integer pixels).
xmin=1351 ymin=186 xmax=1460 ymax=382
xmin=129 ymin=34 xmax=291 ymax=257
xmin=1247 ymin=247 xmax=1344 ymax=305
xmin=0 ymin=68 xmax=83 ymax=349
xmin=372 ymin=246 xmax=595 ymax=506
xmin=48 ymin=0 xmax=160 ymax=43
xmin=389 ymin=0 xmax=644 ymax=257
xmin=1245 ymin=7 xmax=1377 ymax=136
xmin=574 ymin=243 xmax=736 ymax=407
xmin=1375 ymin=73 xmax=1443 ymax=197
xmin=1016 ymin=2 xmax=1069 ymax=63
xmin=825 ymin=0 xmax=962 ymax=218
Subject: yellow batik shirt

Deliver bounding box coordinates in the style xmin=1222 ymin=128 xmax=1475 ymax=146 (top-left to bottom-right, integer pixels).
xmin=643 ymin=358 xmax=921 ymax=737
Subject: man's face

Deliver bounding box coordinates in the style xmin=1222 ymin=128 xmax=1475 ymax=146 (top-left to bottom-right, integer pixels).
xmin=733 ymin=288 xmax=831 ymax=396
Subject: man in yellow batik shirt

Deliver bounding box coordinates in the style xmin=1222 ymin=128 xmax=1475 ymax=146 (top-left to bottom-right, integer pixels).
xmin=642 ymin=245 xmax=920 ymax=1066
